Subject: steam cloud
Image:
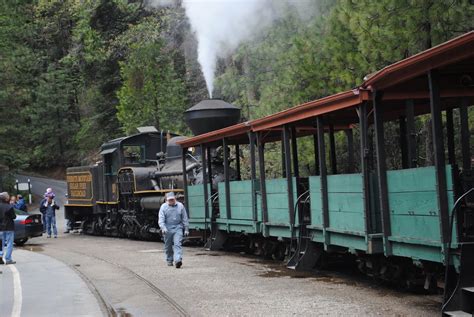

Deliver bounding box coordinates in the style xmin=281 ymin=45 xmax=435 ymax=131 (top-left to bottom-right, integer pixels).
xmin=148 ymin=0 xmax=316 ymax=98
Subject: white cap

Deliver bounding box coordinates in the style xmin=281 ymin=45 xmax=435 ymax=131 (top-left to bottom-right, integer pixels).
xmin=166 ymin=192 xmax=176 ymax=200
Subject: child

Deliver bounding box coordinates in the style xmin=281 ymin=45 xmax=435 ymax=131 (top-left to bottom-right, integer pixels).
xmin=44 ymin=187 xmax=55 ymax=198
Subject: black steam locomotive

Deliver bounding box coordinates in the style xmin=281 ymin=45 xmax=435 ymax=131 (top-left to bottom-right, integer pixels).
xmin=64 ymin=100 xmax=240 ymax=239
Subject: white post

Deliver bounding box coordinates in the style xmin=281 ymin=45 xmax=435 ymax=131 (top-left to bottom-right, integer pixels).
xmin=28 ymin=179 xmax=32 ymax=204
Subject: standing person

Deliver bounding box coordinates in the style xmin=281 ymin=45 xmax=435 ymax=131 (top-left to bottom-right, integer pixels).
xmin=15 ymin=194 xmax=27 ymax=212
xmin=0 ymin=192 xmax=17 ymax=264
xmin=40 ymin=194 xmax=60 ymax=238
xmin=40 ymin=188 xmax=55 ymax=232
xmin=9 ymin=195 xmax=16 ymax=206
xmin=158 ymin=192 xmax=189 ymax=268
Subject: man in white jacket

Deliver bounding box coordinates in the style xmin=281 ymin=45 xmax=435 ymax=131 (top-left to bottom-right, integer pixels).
xmin=158 ymin=192 xmax=189 ymax=268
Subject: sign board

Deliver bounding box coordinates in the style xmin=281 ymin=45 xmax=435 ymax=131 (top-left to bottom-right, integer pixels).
xmin=67 ymin=172 xmax=93 ymax=201
xmin=17 ymin=183 xmax=30 ymax=191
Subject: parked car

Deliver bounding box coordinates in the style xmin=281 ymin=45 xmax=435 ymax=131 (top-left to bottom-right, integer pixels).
xmin=12 ymin=208 xmax=43 ymax=246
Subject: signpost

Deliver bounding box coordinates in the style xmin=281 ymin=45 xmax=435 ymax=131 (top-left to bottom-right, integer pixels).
xmin=16 ymin=179 xmax=33 ymax=204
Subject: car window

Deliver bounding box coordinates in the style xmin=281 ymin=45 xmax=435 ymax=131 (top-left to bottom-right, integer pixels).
xmin=14 ymin=208 xmax=28 ymax=215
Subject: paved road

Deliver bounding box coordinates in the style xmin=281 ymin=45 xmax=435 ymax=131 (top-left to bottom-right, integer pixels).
xmin=0 ymin=250 xmax=103 ymax=317
xmin=8 ymin=175 xmax=442 ymax=316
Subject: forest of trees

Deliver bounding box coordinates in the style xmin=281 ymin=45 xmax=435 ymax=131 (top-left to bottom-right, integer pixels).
xmin=0 ymin=0 xmax=473 ymax=177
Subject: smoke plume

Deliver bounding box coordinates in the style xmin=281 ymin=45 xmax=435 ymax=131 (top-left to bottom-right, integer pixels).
xmin=148 ymin=0 xmax=317 ymax=98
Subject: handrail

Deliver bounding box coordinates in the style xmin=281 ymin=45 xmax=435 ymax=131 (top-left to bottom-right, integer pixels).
xmin=442 ymin=187 xmax=474 ymax=310
xmin=206 ymin=191 xmax=219 ymax=204
xmin=289 ymin=190 xmax=310 ymax=262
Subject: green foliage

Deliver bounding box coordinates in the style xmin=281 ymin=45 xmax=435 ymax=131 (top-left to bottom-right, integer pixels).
xmin=116 ymin=18 xmax=188 ymax=134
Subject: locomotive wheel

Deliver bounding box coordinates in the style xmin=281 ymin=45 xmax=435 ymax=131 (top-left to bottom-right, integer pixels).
xmin=82 ymin=219 xmax=93 ymax=235
xmin=140 ymin=225 xmax=151 ymax=240
xmin=92 ymin=219 xmax=103 ymax=236
xmin=118 ymin=223 xmax=127 ymax=238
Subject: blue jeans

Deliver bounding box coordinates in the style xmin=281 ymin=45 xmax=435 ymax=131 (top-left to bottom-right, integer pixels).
xmin=42 ymin=213 xmax=46 ymax=232
xmin=45 ymin=214 xmax=58 ymax=237
xmin=0 ymin=231 xmax=15 ymax=262
xmin=164 ymin=228 xmax=183 ymax=263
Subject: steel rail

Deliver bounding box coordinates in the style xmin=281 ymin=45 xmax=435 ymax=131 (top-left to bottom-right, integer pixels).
xmin=47 ymin=246 xmax=190 ymax=317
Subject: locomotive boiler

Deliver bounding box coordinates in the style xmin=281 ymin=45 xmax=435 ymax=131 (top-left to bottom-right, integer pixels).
xmin=64 ymin=100 xmax=240 ymax=239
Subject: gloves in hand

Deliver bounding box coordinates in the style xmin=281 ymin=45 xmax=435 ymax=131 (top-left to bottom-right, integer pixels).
xmin=184 ymin=231 xmax=189 ymax=237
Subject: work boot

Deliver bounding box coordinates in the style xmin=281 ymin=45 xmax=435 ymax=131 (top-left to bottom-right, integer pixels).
xmin=63 ymin=230 xmax=70 ymax=234
xmin=167 ymin=262 xmax=173 ymax=266
xmin=175 ymin=261 xmax=182 ymax=269
xmin=5 ymin=260 xmax=16 ymax=265
xmin=0 ymin=258 xmax=4 ymax=264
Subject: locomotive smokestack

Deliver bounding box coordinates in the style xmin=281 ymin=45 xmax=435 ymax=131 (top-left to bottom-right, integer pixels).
xmin=184 ymin=99 xmax=241 ymax=135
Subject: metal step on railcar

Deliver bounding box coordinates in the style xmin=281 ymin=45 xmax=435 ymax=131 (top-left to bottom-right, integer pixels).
xmin=287 ymin=190 xmax=321 ymax=270
xmin=442 ymin=243 xmax=474 ymax=317
xmin=287 ymin=236 xmax=323 ymax=270
xmin=204 ymin=192 xmax=226 ymax=251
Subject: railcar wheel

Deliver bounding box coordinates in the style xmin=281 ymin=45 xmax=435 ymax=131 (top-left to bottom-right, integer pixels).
xmin=272 ymin=243 xmax=287 ymax=261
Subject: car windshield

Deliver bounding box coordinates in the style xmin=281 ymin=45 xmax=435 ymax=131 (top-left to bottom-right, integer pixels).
xmin=14 ymin=208 xmax=28 ymax=216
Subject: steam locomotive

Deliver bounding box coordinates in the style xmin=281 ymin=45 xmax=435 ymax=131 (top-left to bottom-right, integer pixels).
xmin=64 ymin=99 xmax=240 ymax=240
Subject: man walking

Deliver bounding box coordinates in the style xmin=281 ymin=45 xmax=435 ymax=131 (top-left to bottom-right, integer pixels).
xmin=40 ymin=193 xmax=60 ymax=238
xmin=158 ymin=192 xmax=189 ymax=268
xmin=0 ymin=192 xmax=17 ymax=264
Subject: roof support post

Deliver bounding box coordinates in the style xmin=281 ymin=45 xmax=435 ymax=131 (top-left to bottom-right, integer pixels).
xmin=373 ymin=90 xmax=392 ymax=255
xmin=359 ymin=103 xmax=372 ymax=239
xmin=206 ymin=147 xmax=213 ymax=188
xmin=329 ymin=124 xmax=337 ymax=174
xmin=182 ymin=147 xmax=189 ymax=216
xmin=346 ymin=129 xmax=354 ymax=173
xmin=428 ymin=70 xmax=450 ymax=263
xmin=257 ymin=133 xmax=268 ymax=225
xmin=317 ymin=116 xmax=329 ymax=248
xmin=291 ymin=127 xmax=300 ymax=181
xmin=291 ymin=126 xmax=300 ymax=225
xmin=201 ymin=145 xmax=210 ymax=221
xmin=281 ymin=139 xmax=286 ymax=178
xmin=405 ymin=99 xmax=417 ymax=168
xmin=399 ymin=116 xmax=408 ymax=169
xmin=249 ymin=132 xmax=258 ymax=222
xmin=235 ymin=144 xmax=241 ymax=181
xmin=223 ymin=138 xmax=232 ymax=220
xmin=283 ymin=125 xmax=295 ymax=226
xmin=446 ymin=108 xmax=455 ymax=166
xmin=313 ymin=133 xmax=320 ymax=176
xmin=460 ymin=98 xmax=471 ymax=170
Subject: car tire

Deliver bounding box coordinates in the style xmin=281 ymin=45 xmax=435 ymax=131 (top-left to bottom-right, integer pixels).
xmin=14 ymin=238 xmax=28 ymax=246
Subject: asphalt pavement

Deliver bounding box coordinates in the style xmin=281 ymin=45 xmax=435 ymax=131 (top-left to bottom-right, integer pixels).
xmin=0 ymin=250 xmax=104 ymax=317
xmin=1 ymin=175 xmax=105 ymax=317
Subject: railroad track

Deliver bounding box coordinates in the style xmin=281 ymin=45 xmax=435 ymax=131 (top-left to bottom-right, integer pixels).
xmin=45 ymin=246 xmax=190 ymax=317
